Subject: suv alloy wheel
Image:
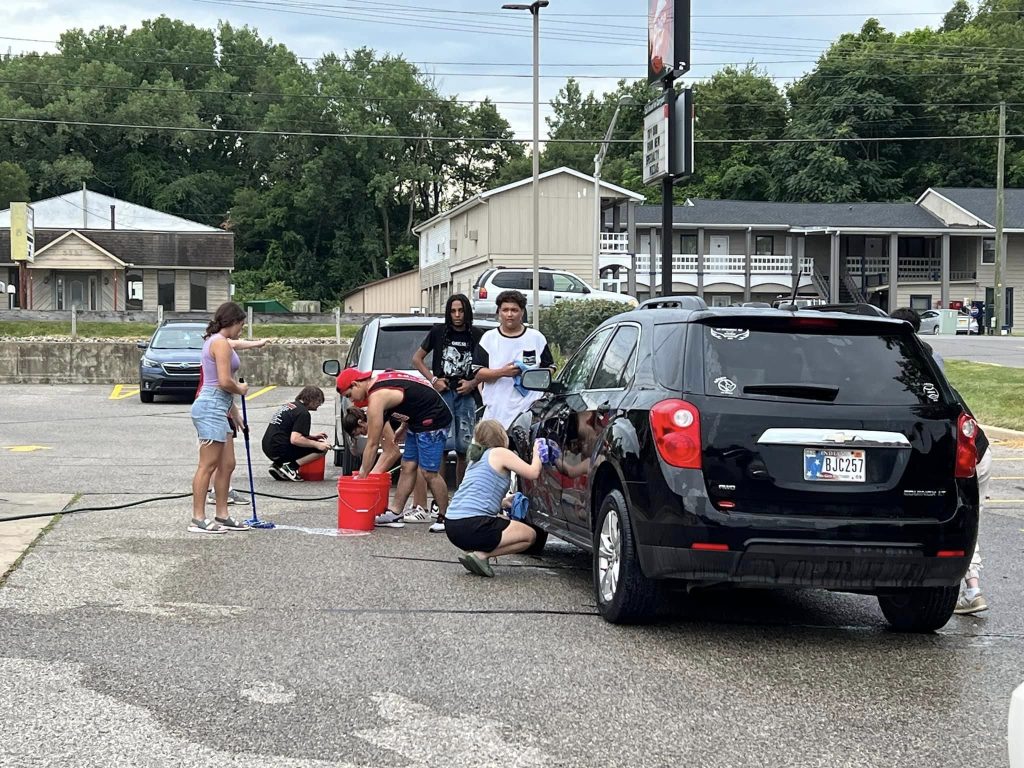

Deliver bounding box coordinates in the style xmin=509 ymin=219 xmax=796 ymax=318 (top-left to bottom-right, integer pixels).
xmin=593 ymin=489 xmax=660 ymax=624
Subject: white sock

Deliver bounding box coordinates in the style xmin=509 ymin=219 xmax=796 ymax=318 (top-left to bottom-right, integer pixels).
xmin=965 ymin=587 xmax=981 ymax=601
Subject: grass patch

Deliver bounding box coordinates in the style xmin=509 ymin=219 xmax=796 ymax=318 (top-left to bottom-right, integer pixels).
xmin=945 ymin=360 xmax=1024 ymax=431
xmin=0 ymin=321 xmax=359 ymax=339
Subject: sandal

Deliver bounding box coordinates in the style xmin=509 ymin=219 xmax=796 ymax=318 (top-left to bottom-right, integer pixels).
xmin=215 ymin=516 xmax=252 ymax=532
xmin=188 ymin=518 xmax=227 ymax=534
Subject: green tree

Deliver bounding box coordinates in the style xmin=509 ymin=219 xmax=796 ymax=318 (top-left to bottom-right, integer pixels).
xmin=0 ymin=161 xmax=31 ymax=208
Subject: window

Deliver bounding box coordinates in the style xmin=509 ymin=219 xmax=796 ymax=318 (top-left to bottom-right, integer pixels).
xmin=189 ymin=272 xmax=208 ymax=311
xmin=982 ymin=239 xmax=996 ymax=265
xmin=652 ymin=323 xmax=686 ymax=391
xmin=125 ymin=269 xmax=143 ymax=310
xmin=372 ymin=326 xmax=436 ymax=371
xmin=55 ymin=276 xmax=65 ymax=311
xmin=551 ymin=273 xmax=587 ymax=293
xmin=909 ymin=295 xmax=932 ymax=311
xmin=702 ymin=324 xmax=943 ymax=406
xmin=492 ymin=271 xmax=531 ymax=290
xmin=558 ymin=327 xmax=612 ymax=392
xmin=346 ymin=325 xmax=366 ymax=368
xmin=678 ymin=234 xmax=697 ymax=254
xmin=755 ymin=236 xmax=774 ymax=255
xmin=157 ymin=271 xmax=175 ymax=310
xmin=591 ymin=325 xmax=640 ymax=389
xmin=88 ymin=276 xmax=98 ymax=310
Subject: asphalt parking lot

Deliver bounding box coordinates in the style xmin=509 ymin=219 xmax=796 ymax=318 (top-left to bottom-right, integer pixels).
xmin=0 ymin=384 xmax=1022 ymax=767
xmin=930 ymin=334 xmax=1024 ymax=367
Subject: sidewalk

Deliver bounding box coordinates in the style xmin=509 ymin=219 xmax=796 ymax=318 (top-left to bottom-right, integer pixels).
xmin=0 ymin=493 xmax=72 ymax=579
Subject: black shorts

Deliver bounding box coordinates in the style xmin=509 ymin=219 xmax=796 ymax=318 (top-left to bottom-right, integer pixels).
xmin=445 ymin=516 xmax=511 ymax=553
xmin=266 ymin=443 xmax=323 ymax=464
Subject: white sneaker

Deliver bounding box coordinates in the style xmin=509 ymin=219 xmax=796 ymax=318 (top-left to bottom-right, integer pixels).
xmin=429 ymin=520 xmax=445 ymax=533
xmin=402 ymin=505 xmax=433 ymax=523
xmin=954 ymin=591 xmax=988 ymax=615
xmin=374 ymin=510 xmax=406 ymax=528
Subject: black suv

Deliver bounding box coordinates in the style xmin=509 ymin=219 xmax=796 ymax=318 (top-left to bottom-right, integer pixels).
xmin=513 ymin=298 xmax=980 ymax=631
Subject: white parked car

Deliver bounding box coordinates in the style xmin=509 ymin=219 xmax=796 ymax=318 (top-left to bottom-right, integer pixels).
xmin=470 ymin=267 xmax=637 ymax=317
xmin=919 ymin=309 xmax=979 ymax=335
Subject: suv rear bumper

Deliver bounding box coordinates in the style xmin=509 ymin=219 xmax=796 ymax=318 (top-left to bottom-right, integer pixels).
xmin=637 ymin=541 xmax=969 ymax=589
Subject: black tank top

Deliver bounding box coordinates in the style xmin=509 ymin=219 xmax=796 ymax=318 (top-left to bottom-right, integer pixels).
xmin=369 ymin=371 xmax=452 ymax=432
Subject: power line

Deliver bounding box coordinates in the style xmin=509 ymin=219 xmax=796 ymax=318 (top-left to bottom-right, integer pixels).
xmin=1 ymin=115 xmax=1021 ymax=146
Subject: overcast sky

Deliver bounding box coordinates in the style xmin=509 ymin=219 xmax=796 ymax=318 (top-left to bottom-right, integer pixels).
xmin=1 ymin=0 xmax=955 ymax=138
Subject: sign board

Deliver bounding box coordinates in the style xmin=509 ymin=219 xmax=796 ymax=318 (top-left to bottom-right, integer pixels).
xmin=672 ymin=87 xmax=695 ymax=180
xmin=643 ymin=96 xmax=670 ymax=184
xmin=10 ymin=202 xmax=35 ymax=263
xmin=648 ymin=0 xmax=691 ymax=83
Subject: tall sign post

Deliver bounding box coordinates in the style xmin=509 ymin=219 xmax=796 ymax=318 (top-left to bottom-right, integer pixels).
xmin=9 ymin=202 xmax=35 ymax=309
xmin=646 ymin=0 xmax=692 ymax=297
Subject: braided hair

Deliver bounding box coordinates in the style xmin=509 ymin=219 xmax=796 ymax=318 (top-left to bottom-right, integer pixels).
xmin=442 ymin=293 xmax=476 ymax=372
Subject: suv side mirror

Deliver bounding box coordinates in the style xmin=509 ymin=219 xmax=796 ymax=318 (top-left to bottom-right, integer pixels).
xmin=137 ymin=340 xmax=148 ymax=350
xmin=323 ymin=360 xmax=341 ymax=376
xmin=582 ymin=286 xmax=591 ymax=294
xmin=521 ymin=369 xmax=552 ymax=392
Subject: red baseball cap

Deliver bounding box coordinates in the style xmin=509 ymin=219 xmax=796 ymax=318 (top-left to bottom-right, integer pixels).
xmin=336 ymin=368 xmax=371 ymax=405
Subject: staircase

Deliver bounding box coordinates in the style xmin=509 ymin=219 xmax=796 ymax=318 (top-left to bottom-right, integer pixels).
xmin=811 ymin=267 xmax=866 ymax=304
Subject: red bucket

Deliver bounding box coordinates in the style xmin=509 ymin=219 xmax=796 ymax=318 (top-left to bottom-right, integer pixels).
xmin=336 ymin=474 xmax=388 ymax=531
xmin=297 ymin=454 xmax=326 ymax=482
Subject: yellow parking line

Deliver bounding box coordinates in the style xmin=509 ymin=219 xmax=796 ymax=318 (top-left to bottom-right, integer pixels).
xmin=246 ymin=386 xmax=276 ymax=400
xmin=109 ymin=384 xmax=140 ymax=400
xmin=994 ymin=476 xmax=1024 ymax=480
xmin=986 ymin=500 xmax=1024 ymax=504
xmin=993 ymin=457 xmax=1024 ymax=462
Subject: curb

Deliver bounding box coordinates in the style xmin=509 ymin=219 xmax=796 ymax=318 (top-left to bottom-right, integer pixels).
xmin=980 ymin=424 xmax=1024 ymax=441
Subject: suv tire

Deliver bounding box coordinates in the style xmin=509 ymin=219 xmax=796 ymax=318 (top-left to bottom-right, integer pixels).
xmin=339 ymin=438 xmax=354 ymax=473
xmin=139 ymin=390 xmax=155 ymax=403
xmin=593 ymin=489 xmax=660 ymax=624
xmin=877 ymin=586 xmax=958 ymax=632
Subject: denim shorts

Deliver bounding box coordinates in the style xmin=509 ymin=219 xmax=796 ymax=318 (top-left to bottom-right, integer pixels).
xmin=401 ymin=427 xmax=449 ymax=473
xmin=191 ymin=388 xmax=234 ymax=443
xmin=441 ymin=390 xmax=478 ymax=457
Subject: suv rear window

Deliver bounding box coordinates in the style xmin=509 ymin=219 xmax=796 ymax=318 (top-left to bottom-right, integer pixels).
xmin=372 ymin=326 xmax=429 ymax=371
xmin=701 ymin=321 xmax=943 ymax=406
xmin=492 ymin=271 xmax=531 ymax=290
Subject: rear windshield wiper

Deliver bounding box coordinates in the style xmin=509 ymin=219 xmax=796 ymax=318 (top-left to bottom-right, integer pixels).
xmin=742 ymin=383 xmax=840 ymax=402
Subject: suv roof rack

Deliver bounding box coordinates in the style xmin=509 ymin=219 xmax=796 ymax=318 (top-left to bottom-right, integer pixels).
xmin=637 ymin=296 xmax=709 ymax=311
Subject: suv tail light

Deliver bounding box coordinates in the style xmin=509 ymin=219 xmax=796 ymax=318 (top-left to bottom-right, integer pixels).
xmin=478 ymin=287 xmax=488 ymax=300
xmin=955 ymin=412 xmax=978 ymax=478
xmin=650 ymin=399 xmax=702 ymax=469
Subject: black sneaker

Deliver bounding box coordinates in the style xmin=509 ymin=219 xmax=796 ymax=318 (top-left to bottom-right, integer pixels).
xmin=268 ymin=464 xmax=286 ymax=481
xmin=278 ymin=462 xmax=303 ymax=482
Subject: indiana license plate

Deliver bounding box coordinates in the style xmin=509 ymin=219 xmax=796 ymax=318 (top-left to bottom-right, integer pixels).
xmin=804 ymin=449 xmax=866 ymax=482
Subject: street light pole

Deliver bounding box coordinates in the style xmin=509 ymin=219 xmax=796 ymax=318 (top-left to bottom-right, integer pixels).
xmin=593 ymin=96 xmax=635 ymax=287
xmin=503 ymin=0 xmax=548 ymax=329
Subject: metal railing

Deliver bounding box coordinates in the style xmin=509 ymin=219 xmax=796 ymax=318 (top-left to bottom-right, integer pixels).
xmin=632 ymin=254 xmax=814 ymax=275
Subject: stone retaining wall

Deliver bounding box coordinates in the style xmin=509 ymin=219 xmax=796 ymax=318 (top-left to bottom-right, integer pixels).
xmin=0 ymin=342 xmax=351 ymax=385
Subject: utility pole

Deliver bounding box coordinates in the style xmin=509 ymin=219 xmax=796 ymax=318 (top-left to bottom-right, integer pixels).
xmin=995 ymin=101 xmax=1006 ymax=335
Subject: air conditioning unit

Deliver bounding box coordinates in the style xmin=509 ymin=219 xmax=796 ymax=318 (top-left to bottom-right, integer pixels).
xmin=468 ymin=230 xmax=479 ymax=241
xmin=449 ymin=240 xmax=458 ymax=251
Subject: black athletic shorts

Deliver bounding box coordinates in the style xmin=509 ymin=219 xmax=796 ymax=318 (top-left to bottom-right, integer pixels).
xmin=445 ymin=515 xmax=511 ymax=553
xmin=268 ymin=444 xmax=325 ymax=464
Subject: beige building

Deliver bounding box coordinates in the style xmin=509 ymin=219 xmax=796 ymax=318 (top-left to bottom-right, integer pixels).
xmin=0 ymin=190 xmax=233 ymax=312
xmin=414 ymin=167 xmax=645 ymax=313
xmin=341 ymin=268 xmax=424 ymax=315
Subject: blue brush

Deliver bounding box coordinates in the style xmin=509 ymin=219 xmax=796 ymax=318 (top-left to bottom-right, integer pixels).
xmin=239 ymin=383 xmax=275 ymax=529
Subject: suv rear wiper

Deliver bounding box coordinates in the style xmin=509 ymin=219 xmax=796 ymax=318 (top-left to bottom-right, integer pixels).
xmin=742 ymin=383 xmax=840 ymax=402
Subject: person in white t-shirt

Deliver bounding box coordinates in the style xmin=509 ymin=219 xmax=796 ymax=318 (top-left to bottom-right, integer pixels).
xmin=473 ymin=289 xmax=555 ymax=428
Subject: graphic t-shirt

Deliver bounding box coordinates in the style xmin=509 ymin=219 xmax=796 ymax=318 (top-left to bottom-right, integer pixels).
xmin=473 ymin=326 xmax=554 ymax=428
xmin=368 ymin=371 xmax=453 ymax=432
xmin=420 ymin=324 xmax=485 ymax=381
xmin=262 ymin=401 xmax=311 ymax=457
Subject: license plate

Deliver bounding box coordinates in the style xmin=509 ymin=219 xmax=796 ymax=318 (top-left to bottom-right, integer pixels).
xmin=804 ymin=449 xmax=866 ymax=482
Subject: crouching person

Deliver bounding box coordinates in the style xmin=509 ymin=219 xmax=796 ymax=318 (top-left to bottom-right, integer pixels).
xmin=445 ymin=419 xmax=544 ymax=577
xmin=262 ymin=386 xmax=331 ymax=481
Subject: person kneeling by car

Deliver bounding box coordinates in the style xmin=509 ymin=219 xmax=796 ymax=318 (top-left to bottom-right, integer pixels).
xmin=261 ymin=386 xmax=331 ymax=481
xmin=445 ymin=419 xmax=545 ymax=577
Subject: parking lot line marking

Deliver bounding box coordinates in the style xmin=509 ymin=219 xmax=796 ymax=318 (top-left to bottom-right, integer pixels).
xmin=246 ymin=386 xmax=276 ymax=400
xmin=2 ymin=445 xmax=52 ymax=453
xmin=993 ymin=458 xmax=1024 ymax=462
xmin=109 ymin=384 xmax=140 ymax=400
xmin=994 ymin=476 xmax=1024 ymax=480
xmin=986 ymin=500 xmax=1024 ymax=504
